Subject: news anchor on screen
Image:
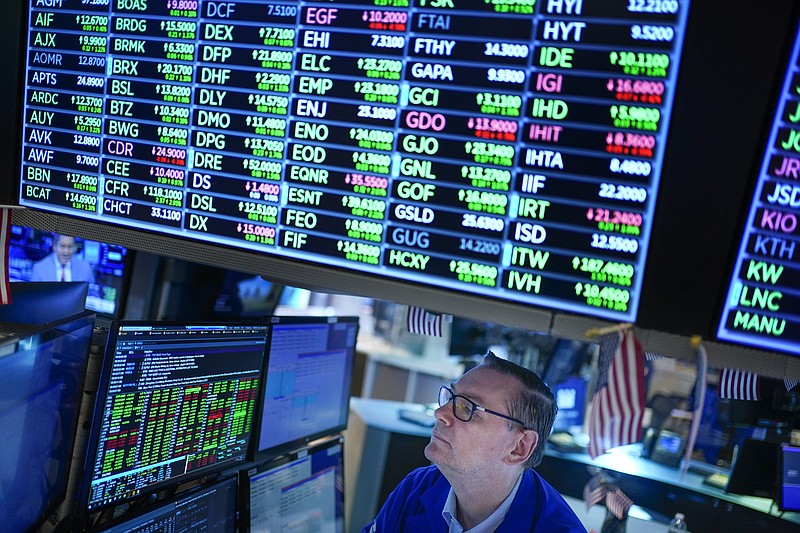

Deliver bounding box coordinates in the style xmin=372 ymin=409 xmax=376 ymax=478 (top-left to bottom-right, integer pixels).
xmin=30 ymin=234 xmax=95 ymax=283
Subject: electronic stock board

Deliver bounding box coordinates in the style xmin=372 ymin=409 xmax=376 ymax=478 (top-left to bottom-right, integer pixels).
xmin=719 ymin=19 xmax=800 ymax=356
xmin=18 ymin=0 xmax=690 ymax=322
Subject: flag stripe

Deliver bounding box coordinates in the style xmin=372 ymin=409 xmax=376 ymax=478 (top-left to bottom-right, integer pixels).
xmin=406 ymin=306 xmax=442 ymax=336
xmin=582 ymin=473 xmax=606 ymax=511
xmin=719 ymin=368 xmax=760 ymax=400
xmin=605 ymin=489 xmax=633 ymax=520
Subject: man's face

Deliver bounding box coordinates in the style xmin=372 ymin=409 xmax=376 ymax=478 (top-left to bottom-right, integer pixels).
xmin=424 ymin=365 xmax=523 ymax=477
xmin=54 ymin=236 xmax=76 ymax=265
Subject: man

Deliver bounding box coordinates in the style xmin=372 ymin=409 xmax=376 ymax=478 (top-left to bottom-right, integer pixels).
xmin=363 ymin=352 xmax=585 ymax=532
xmin=31 ymin=234 xmax=95 ymax=283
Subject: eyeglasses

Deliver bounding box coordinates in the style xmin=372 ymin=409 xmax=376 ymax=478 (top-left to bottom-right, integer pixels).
xmin=437 ymin=385 xmax=529 ymax=429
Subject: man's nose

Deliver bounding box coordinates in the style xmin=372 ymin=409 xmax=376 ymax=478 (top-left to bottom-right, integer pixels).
xmin=433 ymin=403 xmax=453 ymax=426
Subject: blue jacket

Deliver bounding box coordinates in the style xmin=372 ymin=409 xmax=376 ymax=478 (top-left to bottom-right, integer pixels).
xmin=362 ymin=465 xmax=586 ymax=532
xmin=31 ymin=254 xmax=95 ymax=283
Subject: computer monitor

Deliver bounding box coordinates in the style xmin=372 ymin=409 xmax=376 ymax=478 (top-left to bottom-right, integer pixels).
xmin=81 ymin=321 xmax=270 ymax=512
xmin=96 ymin=475 xmax=238 ymax=532
xmin=778 ymin=444 xmax=800 ymax=512
xmin=254 ymin=316 xmax=358 ymax=458
xmin=210 ymin=270 xmax=282 ymax=319
xmin=448 ymin=316 xmax=541 ymax=360
xmin=0 ymin=311 xmax=95 ymax=533
xmin=0 ymin=281 xmax=88 ymax=325
xmin=8 ymin=226 xmax=130 ymax=317
xmin=241 ymin=435 xmax=345 ymax=533
xmin=725 ymin=438 xmax=779 ymax=499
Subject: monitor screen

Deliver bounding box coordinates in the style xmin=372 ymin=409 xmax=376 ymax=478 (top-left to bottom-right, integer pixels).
xmin=97 ymin=475 xmax=238 ymax=532
xmin=8 ymin=225 xmax=130 ymax=317
xmin=242 ymin=435 xmax=344 ymax=533
xmin=448 ymin=316 xmax=540 ymax=360
xmin=256 ymin=316 xmax=358 ymax=457
xmin=15 ymin=1 xmax=693 ymax=324
xmin=551 ymin=375 xmax=587 ymax=432
xmin=0 ymin=281 xmax=88 ymax=325
xmin=725 ymin=438 xmax=779 ymax=500
xmin=210 ymin=270 xmax=282 ymax=319
xmin=779 ymin=444 xmax=800 ymax=512
xmin=717 ymin=13 xmax=800 ymax=355
xmin=82 ymin=321 xmax=269 ymax=511
xmin=0 ymin=312 xmax=95 ymax=533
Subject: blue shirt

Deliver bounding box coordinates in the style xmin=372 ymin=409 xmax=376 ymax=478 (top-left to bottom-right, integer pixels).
xmin=362 ymin=465 xmax=586 ymax=533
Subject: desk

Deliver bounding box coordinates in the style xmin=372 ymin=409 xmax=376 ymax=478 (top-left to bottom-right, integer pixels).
xmin=539 ymin=445 xmax=800 ymax=532
xmin=359 ymin=346 xmax=462 ymax=404
xmin=346 ymin=397 xmax=800 ymax=533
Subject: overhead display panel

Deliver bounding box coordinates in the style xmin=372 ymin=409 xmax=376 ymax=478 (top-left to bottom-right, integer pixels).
xmin=718 ymin=20 xmax=800 ymax=356
xmin=18 ymin=0 xmax=690 ymax=321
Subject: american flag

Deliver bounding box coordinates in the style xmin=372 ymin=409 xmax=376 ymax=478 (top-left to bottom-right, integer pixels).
xmin=0 ymin=209 xmax=10 ymax=305
xmin=605 ymin=488 xmax=633 ymax=520
xmin=718 ymin=368 xmax=760 ymax=400
xmin=587 ymin=329 xmax=645 ymax=458
xmin=406 ymin=306 xmax=442 ymax=336
xmin=583 ymin=473 xmax=606 ymax=511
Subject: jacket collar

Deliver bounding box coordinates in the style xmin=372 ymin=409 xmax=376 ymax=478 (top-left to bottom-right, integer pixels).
xmin=403 ymin=472 xmax=452 ymax=532
xmin=401 ymin=470 xmax=537 ymax=533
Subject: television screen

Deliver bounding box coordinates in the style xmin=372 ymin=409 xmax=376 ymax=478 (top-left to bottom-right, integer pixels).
xmin=81 ymin=321 xmax=269 ymax=511
xmin=241 ymin=435 xmax=345 ymax=533
xmin=96 ymin=475 xmax=238 ymax=532
xmin=255 ymin=316 xmax=358 ymax=457
xmin=8 ymin=225 xmax=130 ymax=317
xmin=15 ymin=1 xmax=693 ymax=324
xmin=778 ymin=444 xmax=800 ymax=512
xmin=0 ymin=312 xmax=95 ymax=533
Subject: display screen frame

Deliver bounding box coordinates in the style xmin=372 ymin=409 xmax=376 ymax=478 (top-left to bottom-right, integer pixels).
xmin=0 ymin=311 xmax=95 ymax=533
xmin=79 ymin=320 xmax=270 ymax=513
xmin=12 ymin=1 xmax=800 ymax=358
xmin=12 ymin=0 xmax=696 ymax=327
xmin=715 ymin=10 xmax=800 ymax=357
xmin=7 ymin=224 xmax=133 ymax=318
xmin=778 ymin=443 xmax=800 ymax=512
xmin=251 ymin=314 xmax=358 ymax=460
xmin=239 ymin=434 xmax=345 ymax=533
xmin=94 ymin=474 xmax=239 ymax=532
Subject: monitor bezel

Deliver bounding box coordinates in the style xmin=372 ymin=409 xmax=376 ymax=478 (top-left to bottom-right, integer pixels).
xmin=250 ymin=315 xmax=359 ymax=461
xmin=724 ymin=437 xmax=779 ymax=500
xmin=0 ymin=310 xmax=96 ymax=533
xmin=79 ymin=319 xmax=270 ymax=514
xmin=0 ymin=281 xmax=88 ymax=325
xmin=777 ymin=443 xmax=800 ymax=512
xmin=92 ymin=473 xmax=239 ymax=532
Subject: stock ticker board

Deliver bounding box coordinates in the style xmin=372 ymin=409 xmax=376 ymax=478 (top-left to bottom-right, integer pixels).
xmin=719 ymin=22 xmax=800 ymax=356
xmin=18 ymin=0 xmax=690 ymax=321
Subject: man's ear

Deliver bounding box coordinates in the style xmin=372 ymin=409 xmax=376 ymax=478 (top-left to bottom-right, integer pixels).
xmin=506 ymin=430 xmax=539 ymax=466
